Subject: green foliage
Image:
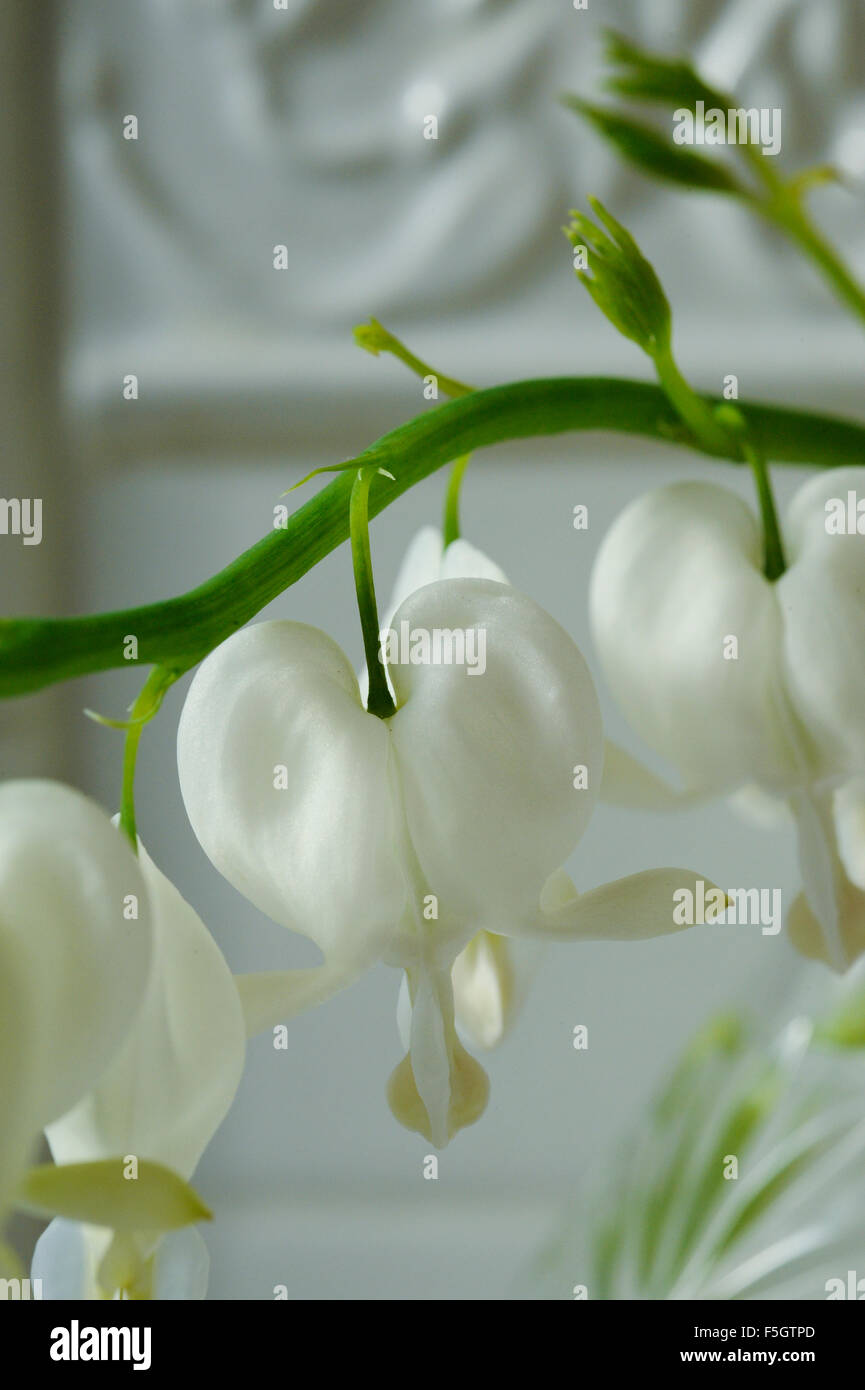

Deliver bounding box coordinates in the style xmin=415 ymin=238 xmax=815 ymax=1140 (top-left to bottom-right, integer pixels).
xmin=562 ymin=97 xmax=744 ymax=195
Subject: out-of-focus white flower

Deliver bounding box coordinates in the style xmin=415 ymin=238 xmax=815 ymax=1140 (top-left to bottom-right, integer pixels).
xmin=33 ymin=841 xmax=246 ymax=1300
xmin=178 ymin=573 xmax=711 ymax=1146
xmin=0 ymin=781 xmax=152 ymax=1242
xmin=590 ymin=468 xmax=865 ymax=971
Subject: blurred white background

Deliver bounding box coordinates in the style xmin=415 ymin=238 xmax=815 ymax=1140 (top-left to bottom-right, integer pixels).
xmin=3 ymin=0 xmax=865 ymax=1298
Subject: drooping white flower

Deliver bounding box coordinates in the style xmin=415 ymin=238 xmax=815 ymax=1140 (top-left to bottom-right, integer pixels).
xmin=33 ymin=840 xmax=246 ymax=1300
xmin=0 ymin=781 xmax=152 ymax=1247
xmin=590 ymin=467 xmax=865 ymax=971
xmin=364 ymin=525 xmax=531 ymax=1052
xmin=178 ymin=575 xmax=710 ymax=1146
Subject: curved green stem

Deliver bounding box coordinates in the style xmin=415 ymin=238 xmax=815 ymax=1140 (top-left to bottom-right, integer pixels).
xmin=741 ymin=149 xmax=865 ymax=331
xmin=652 ymin=346 xmax=738 ymax=457
xmin=118 ymin=666 xmax=178 ymax=848
xmin=715 ymin=404 xmax=787 ymax=581
xmin=743 ymin=440 xmax=787 ymax=582
xmin=351 ymin=469 xmax=396 ymax=720
xmin=442 ymin=454 xmax=471 ymax=547
xmin=354 ymin=319 xmax=474 ymax=399
xmin=2 ymin=378 xmax=865 ymax=699
xmin=777 ymin=201 xmax=865 ymax=331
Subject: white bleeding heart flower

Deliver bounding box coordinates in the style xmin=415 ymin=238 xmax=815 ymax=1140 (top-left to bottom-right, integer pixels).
xmin=34 ymin=841 xmax=246 ymax=1300
xmin=365 ymin=526 xmax=530 ymax=1052
xmin=178 ymin=575 xmax=710 ymax=1146
xmin=0 ymin=781 xmax=152 ymax=1242
xmin=590 ymin=467 xmax=865 ymax=972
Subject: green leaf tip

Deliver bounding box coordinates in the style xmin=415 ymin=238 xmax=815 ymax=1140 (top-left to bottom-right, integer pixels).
xmin=561 ymin=96 xmax=743 ymax=195
xmin=600 ymin=27 xmax=730 ymax=112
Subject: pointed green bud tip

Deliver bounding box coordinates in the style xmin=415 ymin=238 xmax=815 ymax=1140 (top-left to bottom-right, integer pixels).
xmin=567 ymin=197 xmax=672 ymax=358
xmin=353 ymin=318 xmax=393 ymax=356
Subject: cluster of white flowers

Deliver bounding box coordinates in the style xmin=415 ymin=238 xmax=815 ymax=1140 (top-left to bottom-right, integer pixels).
xmin=4 ymin=466 xmax=863 ymax=1298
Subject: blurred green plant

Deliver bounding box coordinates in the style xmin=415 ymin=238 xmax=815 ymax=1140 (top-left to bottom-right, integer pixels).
xmin=528 ymin=974 xmax=865 ymax=1300
xmin=562 ymin=29 xmax=865 ymax=328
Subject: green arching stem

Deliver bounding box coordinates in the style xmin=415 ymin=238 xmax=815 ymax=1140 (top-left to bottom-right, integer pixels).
xmin=442 ymin=454 xmax=471 ymax=547
xmin=773 ymin=198 xmax=865 ymax=331
xmin=118 ymin=666 xmax=178 ymax=849
xmin=2 ymin=378 xmax=865 ymax=699
xmin=351 ymin=468 xmax=396 ymax=720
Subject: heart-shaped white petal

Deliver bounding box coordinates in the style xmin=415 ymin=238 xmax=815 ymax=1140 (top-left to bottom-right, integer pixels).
xmin=387 ymin=526 xmax=508 ymax=617
xmin=387 ymin=579 xmax=603 ymax=945
xmin=439 ymin=537 xmax=508 ymax=586
xmin=370 ymin=528 xmax=534 ymax=1052
xmin=359 ymin=526 xmax=509 ymax=706
xmin=180 ymin=579 xmax=603 ymax=974
xmin=779 ymin=468 xmax=865 ymax=779
xmin=590 ymin=481 xmax=803 ymax=794
xmin=177 ymin=620 xmax=408 ymax=976
xmin=46 ymin=841 xmax=245 ymax=1183
xmin=0 ymin=781 xmax=152 ymax=1158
